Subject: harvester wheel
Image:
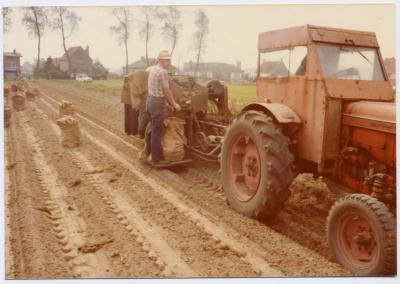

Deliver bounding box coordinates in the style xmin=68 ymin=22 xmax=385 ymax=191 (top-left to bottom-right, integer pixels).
xmin=221 ymin=110 xmax=294 ymax=220
xmin=327 ymin=194 xmax=396 ymax=275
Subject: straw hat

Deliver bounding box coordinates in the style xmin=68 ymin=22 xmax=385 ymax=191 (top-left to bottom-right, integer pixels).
xmin=158 ymin=50 xmax=171 ymax=60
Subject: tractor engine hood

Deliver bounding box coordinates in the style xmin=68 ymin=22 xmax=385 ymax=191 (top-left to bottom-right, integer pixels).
xmin=324 ymin=79 xmax=394 ymax=101
xmin=342 ymin=101 xmax=396 ymax=134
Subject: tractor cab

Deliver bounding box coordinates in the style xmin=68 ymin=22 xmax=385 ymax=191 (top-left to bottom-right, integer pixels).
xmin=253 ymin=25 xmax=393 ymax=173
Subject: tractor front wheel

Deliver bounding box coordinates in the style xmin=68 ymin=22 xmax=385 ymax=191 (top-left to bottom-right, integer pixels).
xmin=221 ymin=110 xmax=294 ymax=220
xmin=327 ymin=194 xmax=396 ymax=275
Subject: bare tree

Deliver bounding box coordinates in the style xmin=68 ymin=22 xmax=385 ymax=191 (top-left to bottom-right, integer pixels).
xmin=192 ymin=9 xmax=209 ymax=77
xmin=51 ymin=7 xmax=81 ymax=75
xmin=3 ymin=7 xmax=12 ymax=32
xmin=157 ymin=6 xmax=182 ymax=57
xmin=138 ymin=6 xmax=158 ymax=67
xmin=110 ymin=7 xmax=132 ymax=75
xmin=22 ymin=7 xmax=48 ymax=76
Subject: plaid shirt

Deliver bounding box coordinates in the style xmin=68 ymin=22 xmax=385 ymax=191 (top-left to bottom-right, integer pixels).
xmin=148 ymin=64 xmax=169 ymax=98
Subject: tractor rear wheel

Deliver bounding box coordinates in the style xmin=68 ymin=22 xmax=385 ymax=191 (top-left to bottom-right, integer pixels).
xmin=221 ymin=110 xmax=294 ymax=220
xmin=327 ymin=194 xmax=396 ymax=275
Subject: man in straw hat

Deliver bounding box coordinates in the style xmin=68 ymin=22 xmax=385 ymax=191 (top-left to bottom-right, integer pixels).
xmin=145 ymin=50 xmax=181 ymax=166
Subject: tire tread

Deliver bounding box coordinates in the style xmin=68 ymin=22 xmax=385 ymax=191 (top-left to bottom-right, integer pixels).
xmin=327 ymin=194 xmax=396 ymax=275
xmin=222 ymin=111 xmax=294 ymax=220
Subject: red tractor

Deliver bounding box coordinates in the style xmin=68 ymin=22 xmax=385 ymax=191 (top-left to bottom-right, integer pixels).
xmin=135 ymin=25 xmax=395 ymax=275
xmin=218 ymin=25 xmax=396 ymax=275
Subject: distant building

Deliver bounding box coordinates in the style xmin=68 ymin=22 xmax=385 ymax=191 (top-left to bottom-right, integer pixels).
xmin=21 ymin=61 xmax=34 ymax=76
xmin=383 ymin=57 xmax=396 ymax=87
xmin=259 ymin=60 xmax=289 ymax=77
xmin=124 ymin=57 xmax=158 ymax=74
xmin=243 ymin=67 xmax=257 ymax=81
xmin=182 ymin=61 xmax=243 ymax=80
xmin=53 ymin=46 xmax=93 ymax=75
xmin=3 ymin=49 xmax=22 ymax=80
xmin=124 ymin=56 xmax=178 ymax=74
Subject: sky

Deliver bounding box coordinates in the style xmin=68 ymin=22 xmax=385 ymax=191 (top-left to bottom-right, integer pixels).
xmin=1 ymin=1 xmax=396 ymax=73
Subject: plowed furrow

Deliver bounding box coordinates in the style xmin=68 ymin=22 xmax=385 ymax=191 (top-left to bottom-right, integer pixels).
xmin=17 ymin=111 xmax=115 ymax=278
xmin=7 ymin=109 xmax=70 ymax=278
xmin=4 ymin=125 xmax=18 ymax=278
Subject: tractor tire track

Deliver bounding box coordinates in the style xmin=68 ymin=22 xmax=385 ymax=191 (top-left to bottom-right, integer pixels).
xmin=70 ymin=152 xmax=197 ymax=277
xmin=6 ymin=108 xmax=71 ymax=278
xmin=4 ymin=124 xmax=18 ymax=278
xmin=17 ymin=110 xmax=115 ymax=278
xmin=177 ymin=166 xmax=333 ymax=258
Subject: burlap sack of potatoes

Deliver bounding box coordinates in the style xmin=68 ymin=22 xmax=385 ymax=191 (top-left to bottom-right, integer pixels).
xmin=4 ymin=105 xmax=11 ymax=127
xmin=25 ymin=89 xmax=36 ymax=101
xmin=139 ymin=117 xmax=186 ymax=162
xmin=59 ymin=100 xmax=74 ymax=117
xmin=16 ymin=83 xmax=25 ymax=92
xmin=162 ymin=117 xmax=186 ymax=162
xmin=18 ymin=78 xmax=29 ymax=89
xmin=4 ymin=87 xmax=10 ymax=97
xmin=12 ymin=93 xmax=25 ymax=111
xmin=57 ymin=115 xmax=81 ymax=148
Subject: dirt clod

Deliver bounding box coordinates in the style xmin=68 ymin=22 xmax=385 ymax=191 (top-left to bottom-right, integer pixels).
xmin=111 ymin=252 xmax=120 ymax=258
xmin=6 ymin=163 xmax=16 ymax=170
xmin=35 ymin=206 xmax=52 ymax=215
xmin=78 ymin=239 xmax=113 ymax=253
xmin=68 ymin=179 xmax=82 ymax=188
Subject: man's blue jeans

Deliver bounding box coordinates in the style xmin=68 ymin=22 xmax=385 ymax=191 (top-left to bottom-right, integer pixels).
xmin=146 ymin=96 xmax=165 ymax=162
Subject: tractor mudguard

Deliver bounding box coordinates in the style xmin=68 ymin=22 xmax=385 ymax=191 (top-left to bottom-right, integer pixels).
xmin=241 ymin=103 xmax=301 ymax=124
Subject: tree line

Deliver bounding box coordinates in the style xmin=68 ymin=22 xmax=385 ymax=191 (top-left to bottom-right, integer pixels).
xmin=3 ymin=6 xmax=210 ymax=78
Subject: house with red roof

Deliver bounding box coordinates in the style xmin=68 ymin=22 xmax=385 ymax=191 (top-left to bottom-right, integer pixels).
xmin=53 ymin=46 xmax=93 ymax=76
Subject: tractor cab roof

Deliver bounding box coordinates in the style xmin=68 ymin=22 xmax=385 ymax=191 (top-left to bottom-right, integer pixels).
xmin=258 ymin=25 xmax=379 ymax=52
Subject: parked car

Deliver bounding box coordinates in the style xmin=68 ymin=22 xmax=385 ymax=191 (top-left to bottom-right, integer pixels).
xmin=76 ymin=74 xmax=93 ymax=82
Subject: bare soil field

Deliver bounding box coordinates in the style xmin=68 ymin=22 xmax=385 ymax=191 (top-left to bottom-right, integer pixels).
xmin=4 ymin=79 xmax=350 ymax=278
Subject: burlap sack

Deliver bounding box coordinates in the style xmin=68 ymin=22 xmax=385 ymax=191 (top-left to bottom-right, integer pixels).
xmin=12 ymin=93 xmax=25 ymax=111
xmin=4 ymin=87 xmax=10 ymax=97
xmin=169 ymin=77 xmax=208 ymax=106
xmin=4 ymin=105 xmax=11 ymax=127
xmin=122 ymin=70 xmax=206 ymax=111
xmin=162 ymin=117 xmax=186 ymax=161
xmin=18 ymin=78 xmax=29 ymax=89
xmin=25 ymin=89 xmax=36 ymax=101
xmin=57 ymin=115 xmax=80 ymax=148
xmin=125 ymin=70 xmax=149 ymax=110
xmin=169 ymin=80 xmax=190 ymax=103
xmin=120 ymin=77 xmax=132 ymax=105
xmin=59 ymin=100 xmax=74 ymax=117
xmin=16 ymin=83 xmax=25 ymax=92
xmin=32 ymin=87 xmax=41 ymax=96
